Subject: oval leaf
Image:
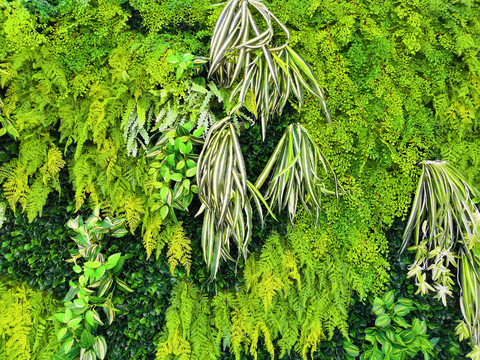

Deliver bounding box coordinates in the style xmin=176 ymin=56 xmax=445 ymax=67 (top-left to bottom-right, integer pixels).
xmin=375 ymin=313 xmax=391 ymax=328
xmin=80 ymin=329 xmax=96 ymax=348
xmin=93 ymin=336 xmax=107 ymax=360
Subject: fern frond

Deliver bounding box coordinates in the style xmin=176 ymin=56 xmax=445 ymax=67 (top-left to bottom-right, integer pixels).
xmin=2 ymin=160 xmax=29 ymax=211
xmin=143 ymin=212 xmax=163 ymax=259
xmin=26 ymin=177 xmax=50 ymax=222
xmin=167 ymin=222 xmax=192 ymax=276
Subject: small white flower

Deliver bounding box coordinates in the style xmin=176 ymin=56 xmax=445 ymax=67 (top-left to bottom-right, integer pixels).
xmin=433 ymin=283 xmax=453 ymax=307
xmin=415 ymin=272 xmax=435 ymax=296
xmin=445 ymin=250 xmax=457 ymax=267
xmin=428 ymin=262 xmax=450 ymax=281
xmin=407 ymin=261 xmax=423 ymax=279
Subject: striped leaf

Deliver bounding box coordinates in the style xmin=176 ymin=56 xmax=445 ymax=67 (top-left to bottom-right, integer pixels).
xmin=393 ymin=304 xmax=410 ymax=317
xmin=93 ymin=336 xmax=107 ymax=360
xmin=91 ymin=309 xmax=104 ymax=326
xmin=383 ymin=290 xmax=395 ymax=309
xmin=97 ymin=277 xmax=112 ymax=297
xmin=375 ymin=313 xmax=391 ymax=328
xmin=343 ymin=342 xmax=360 ymax=357
xmin=81 ymin=349 xmax=96 ymax=360
xmin=255 ymin=123 xmax=339 ymax=224
xmin=208 ymin=0 xmax=330 ymax=137
xmin=115 ymin=278 xmax=133 ymax=293
xmin=196 ymin=117 xmax=271 ymax=278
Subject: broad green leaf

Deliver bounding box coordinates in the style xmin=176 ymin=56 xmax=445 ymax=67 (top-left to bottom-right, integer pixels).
xmin=394 ymin=304 xmax=410 ymax=317
xmin=186 ymin=167 xmax=196 ymax=177
xmin=372 ymin=303 xmax=384 ymax=316
xmin=343 ymin=342 xmax=360 ymax=357
xmin=91 ymin=309 xmax=104 ymax=325
xmin=67 ymin=317 xmax=82 ymax=328
xmin=111 ymin=257 xmax=126 ymax=275
xmin=74 ymin=298 xmax=86 ymax=307
xmin=84 ymin=261 xmax=101 ymax=269
xmin=103 ymin=305 xmax=115 ymax=325
xmin=385 ymin=329 xmax=396 ymax=343
xmin=383 ymin=340 xmax=394 ymax=354
xmin=63 ymin=337 xmax=75 ymax=354
xmin=98 ymin=277 xmax=113 ymax=297
xmin=383 ymin=291 xmax=395 ymax=309
xmin=160 ymin=205 xmax=169 ymax=220
xmin=115 ymin=278 xmax=134 ymax=293
xmin=94 ymin=266 xmax=106 ymax=281
xmin=85 ymin=310 xmax=94 ymax=327
xmin=397 ymin=297 xmax=413 ymax=307
xmin=393 ymin=316 xmax=409 ymax=328
xmin=400 ymin=329 xmax=416 ymax=344
xmin=170 ymin=173 xmax=183 ymax=181
xmin=375 ymin=313 xmax=391 ymax=327
xmin=54 ymin=313 xmax=67 ymax=324
xmin=57 ymin=327 xmax=69 ymax=341
xmin=93 ymin=336 xmax=107 ymax=360
xmin=176 ymin=161 xmax=185 ymax=170
xmin=105 ymin=253 xmax=121 ymax=269
xmin=80 ymin=329 xmax=96 ymax=349
xmin=193 ymin=127 xmax=204 ymax=137
xmin=81 ymin=349 xmax=96 ymax=360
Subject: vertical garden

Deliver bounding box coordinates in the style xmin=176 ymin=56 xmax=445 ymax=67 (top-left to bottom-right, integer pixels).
xmin=0 ymin=0 xmax=479 ymax=359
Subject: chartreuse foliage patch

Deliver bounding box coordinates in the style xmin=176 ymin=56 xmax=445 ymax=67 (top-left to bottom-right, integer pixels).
xmin=0 ymin=278 xmax=62 ymax=359
xmin=156 ymin=214 xmax=390 ymax=359
xmin=0 ymin=0 xmax=479 ymax=359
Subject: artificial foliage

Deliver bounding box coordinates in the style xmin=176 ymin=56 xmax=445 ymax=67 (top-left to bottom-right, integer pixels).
xmin=156 ymin=221 xmax=193 ymax=276
xmin=0 ymin=0 xmax=209 ymax=254
xmin=400 ymin=161 xmax=480 ymax=358
xmin=1 ymin=0 xmax=478 ymax=254
xmin=0 ymin=0 xmax=479 ymax=359
xmin=207 ymin=0 xmax=331 ymax=139
xmin=145 ymin=122 xmax=203 ymax=258
xmin=0 ymin=278 xmax=61 ymax=360
xmin=254 ymin=123 xmax=339 ymax=223
xmin=156 ymin=213 xmax=390 ymax=360
xmin=0 ymin=192 xmax=176 ymax=360
xmin=53 ymin=208 xmax=133 ymax=360
xmin=354 ymin=291 xmax=436 ymax=360
xmin=196 ymin=117 xmax=273 ymax=278
xmin=401 ymin=161 xmax=479 ymax=303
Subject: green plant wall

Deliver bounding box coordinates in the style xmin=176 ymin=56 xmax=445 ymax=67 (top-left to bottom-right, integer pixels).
xmin=0 ymin=0 xmax=479 ymax=359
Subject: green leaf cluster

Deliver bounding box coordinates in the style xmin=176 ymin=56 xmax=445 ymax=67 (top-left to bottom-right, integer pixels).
xmin=53 ymin=208 xmax=132 ymax=360
xmin=255 ymin=123 xmax=339 ymax=223
xmin=352 ymin=291 xmax=436 ymax=360
xmin=0 ymin=0 xmax=208 ymax=255
xmin=0 ymin=0 xmax=478 ymax=358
